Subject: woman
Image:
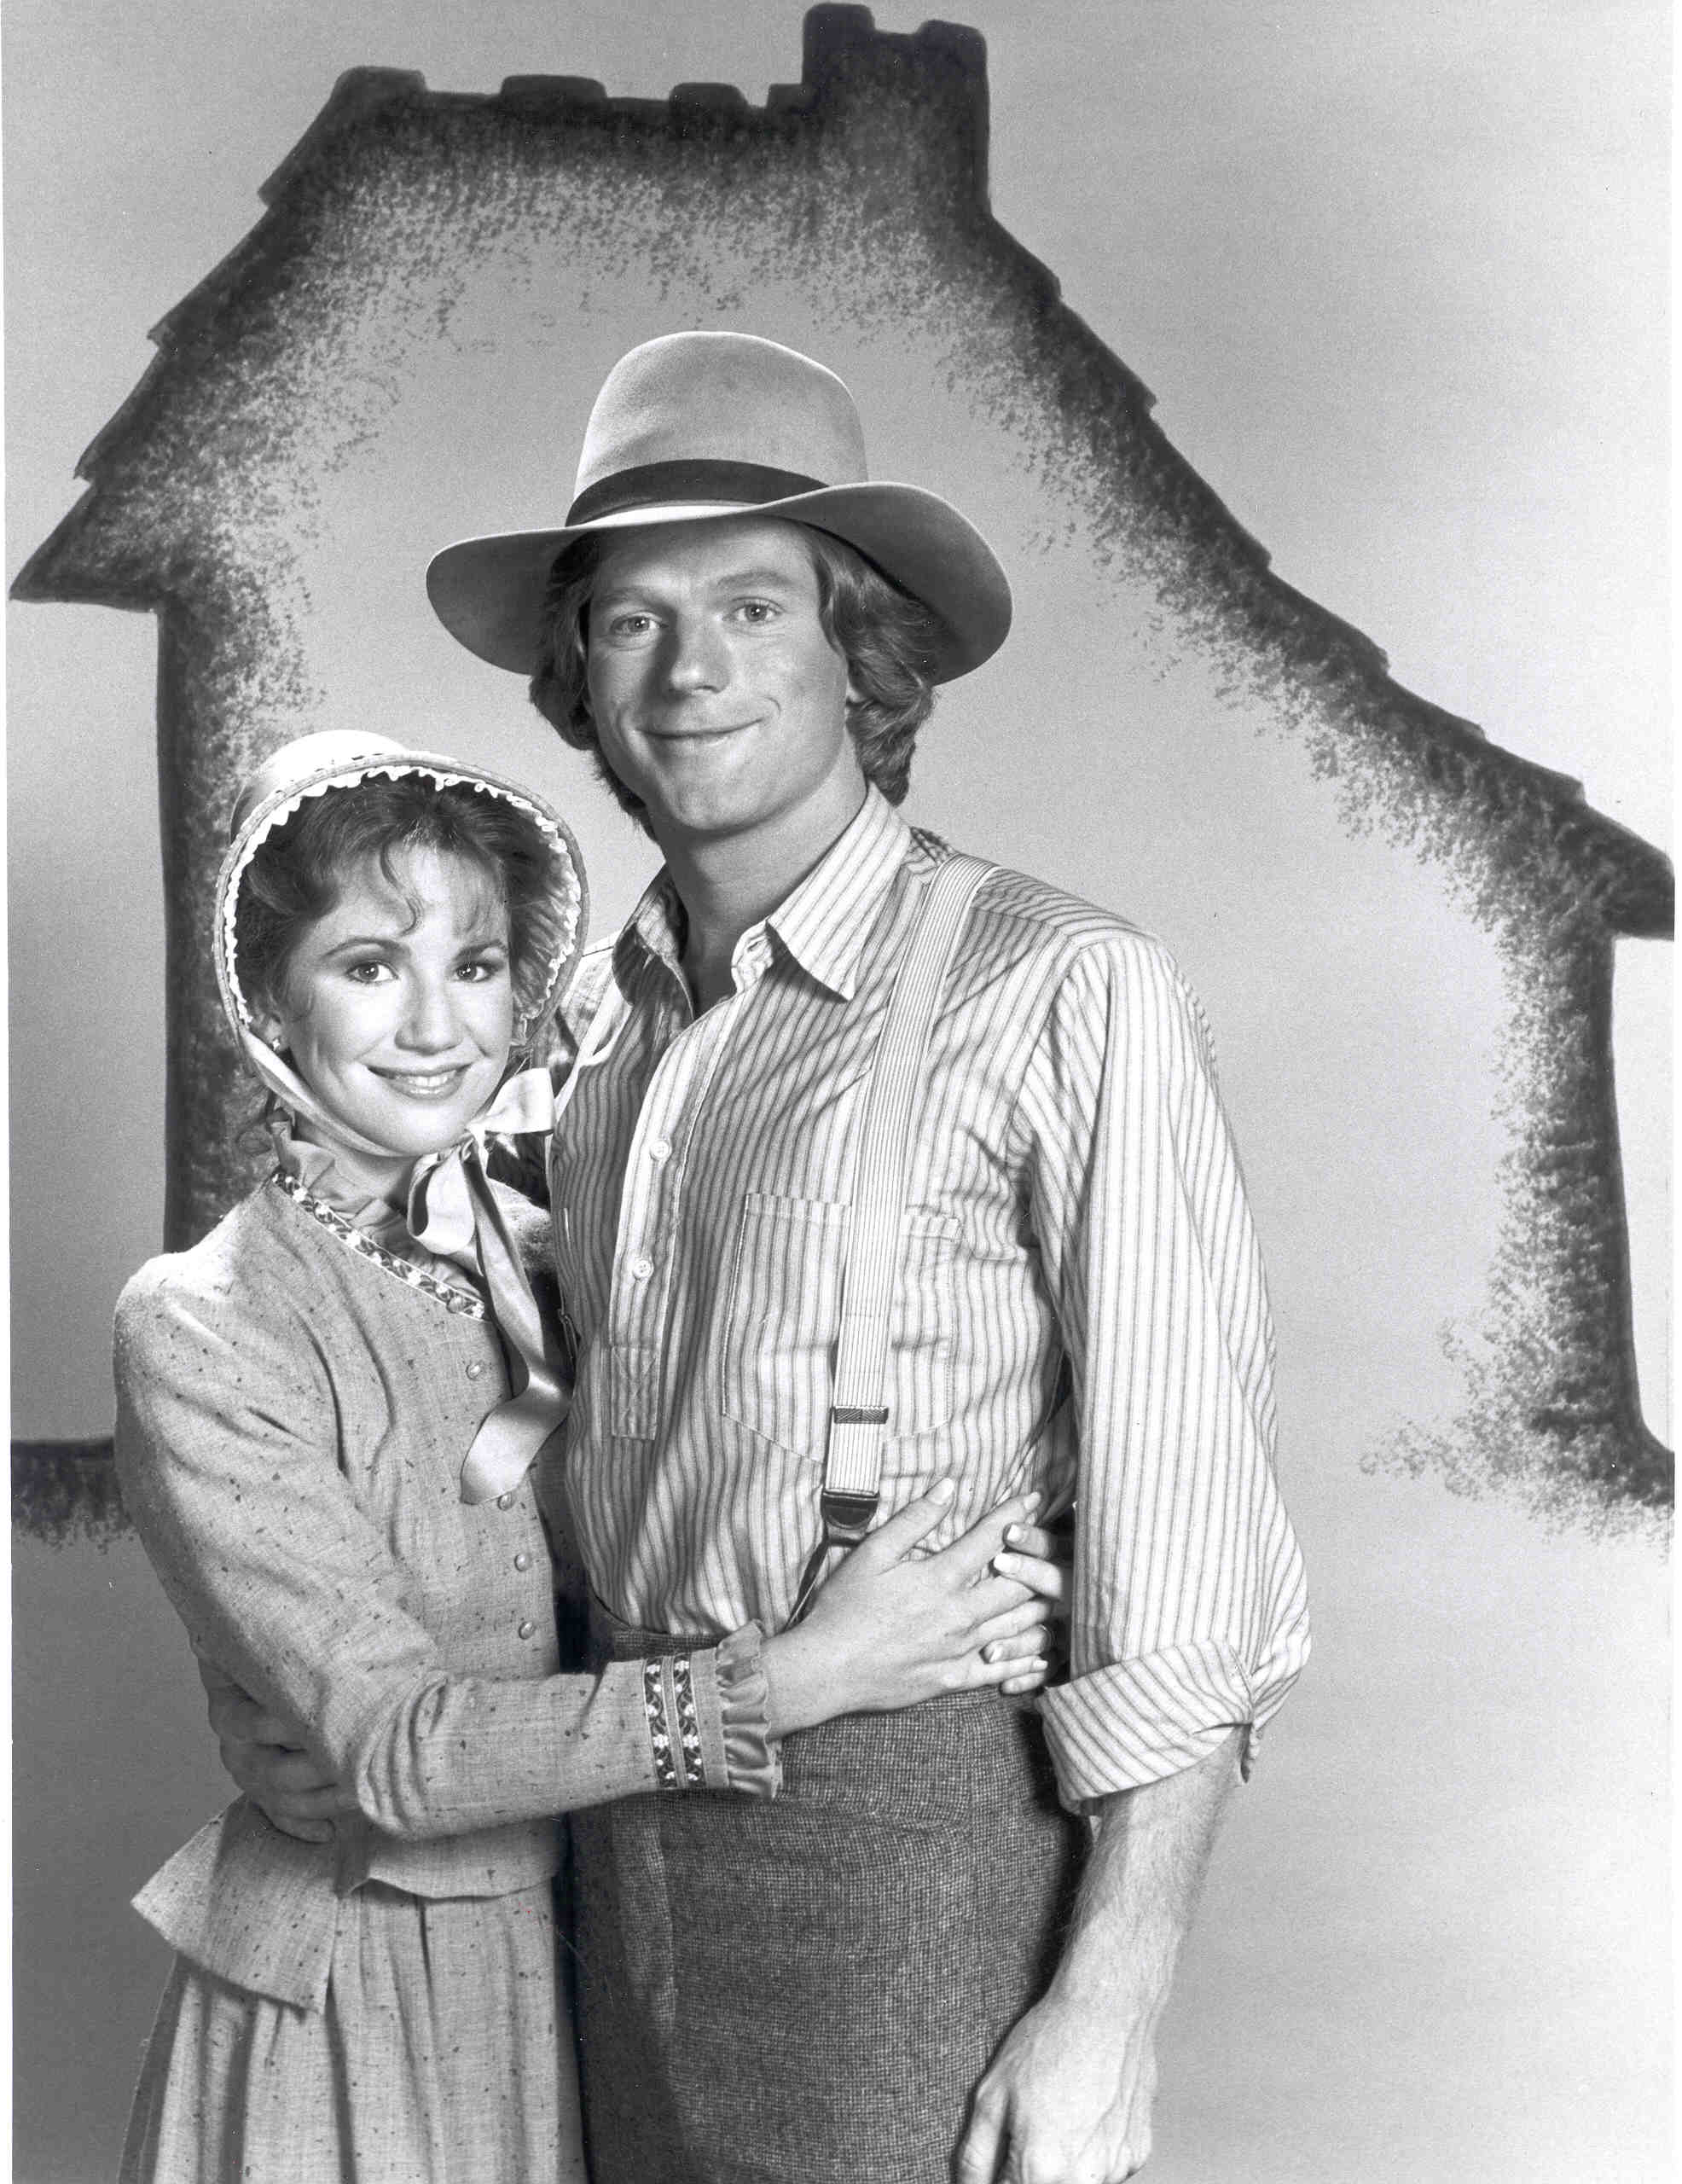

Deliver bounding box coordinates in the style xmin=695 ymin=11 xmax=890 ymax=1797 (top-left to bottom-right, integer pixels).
xmin=113 ymin=730 xmax=1062 ymax=2184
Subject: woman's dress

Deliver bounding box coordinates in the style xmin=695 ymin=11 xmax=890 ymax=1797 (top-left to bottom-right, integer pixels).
xmin=113 ymin=1155 xmax=774 ymax=2184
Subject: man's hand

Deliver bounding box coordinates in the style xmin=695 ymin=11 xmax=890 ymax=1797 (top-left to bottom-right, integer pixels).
xmin=198 ymin=1658 xmax=354 ymax=1843
xmin=992 ymin=1517 xmax=1072 ymax=1694
xmin=957 ymin=1980 xmax=1159 ymax=2183
xmin=955 ymin=1728 xmax=1244 ymax=2183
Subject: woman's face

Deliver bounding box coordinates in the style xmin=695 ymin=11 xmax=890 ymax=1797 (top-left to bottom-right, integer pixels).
xmin=255 ymin=845 xmax=515 ymax=1166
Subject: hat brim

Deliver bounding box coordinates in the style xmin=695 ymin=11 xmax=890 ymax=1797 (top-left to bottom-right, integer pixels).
xmin=425 ymin=481 xmax=1012 ymax=684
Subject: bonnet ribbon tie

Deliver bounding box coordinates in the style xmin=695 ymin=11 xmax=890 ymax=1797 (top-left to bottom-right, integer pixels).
xmin=405 ymin=1067 xmax=569 ymax=1506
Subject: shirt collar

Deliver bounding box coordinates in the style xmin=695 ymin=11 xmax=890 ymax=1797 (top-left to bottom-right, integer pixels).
xmin=617 ymin=788 xmax=916 ymax=1007
xmin=765 ymin=788 xmax=913 ymax=1001
xmin=615 ymin=868 xmax=687 ymax=997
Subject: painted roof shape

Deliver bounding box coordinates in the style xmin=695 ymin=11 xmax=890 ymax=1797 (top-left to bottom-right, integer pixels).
xmin=13 ymin=5 xmax=1671 ymax=942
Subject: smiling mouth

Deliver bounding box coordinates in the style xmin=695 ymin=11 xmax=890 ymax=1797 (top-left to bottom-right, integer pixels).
xmin=370 ymin=1066 xmax=473 ymax=1101
xmin=646 ymin=717 xmax=757 ymax=745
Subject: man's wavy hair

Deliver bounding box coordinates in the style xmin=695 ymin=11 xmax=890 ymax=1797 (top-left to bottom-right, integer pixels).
xmin=528 ymin=525 xmax=941 ymax=831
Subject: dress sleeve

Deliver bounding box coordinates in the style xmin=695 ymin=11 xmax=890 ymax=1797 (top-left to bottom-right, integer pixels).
xmin=113 ymin=1262 xmax=779 ymax=1839
xmin=1012 ymin=935 xmax=1311 ymax=1810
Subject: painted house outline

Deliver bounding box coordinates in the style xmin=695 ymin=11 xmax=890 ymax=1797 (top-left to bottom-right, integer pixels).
xmin=12 ymin=6 xmax=1671 ymax=1531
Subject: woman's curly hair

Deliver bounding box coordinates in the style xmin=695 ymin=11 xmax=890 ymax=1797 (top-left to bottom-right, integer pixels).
xmin=528 ymin=525 xmax=942 ymax=830
xmin=235 ymin=776 xmax=564 ymax=1039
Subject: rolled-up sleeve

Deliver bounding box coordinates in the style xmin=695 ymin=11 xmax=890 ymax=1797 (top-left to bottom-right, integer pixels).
xmin=113 ymin=1264 xmax=777 ymax=1839
xmin=1015 ymin=934 xmax=1310 ymax=1809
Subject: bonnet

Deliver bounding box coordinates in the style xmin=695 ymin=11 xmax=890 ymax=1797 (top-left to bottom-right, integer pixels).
xmin=215 ymin=729 xmax=589 ymax=1503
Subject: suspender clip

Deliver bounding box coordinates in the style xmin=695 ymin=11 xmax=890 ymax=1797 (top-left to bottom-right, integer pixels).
xmin=787 ymin=1488 xmax=882 ymax=1627
xmin=816 ymin=1488 xmax=879 ymax=1542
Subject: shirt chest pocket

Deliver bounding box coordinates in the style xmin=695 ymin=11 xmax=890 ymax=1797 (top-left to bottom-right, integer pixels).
xmin=719 ymin=1192 xmax=960 ymax=1459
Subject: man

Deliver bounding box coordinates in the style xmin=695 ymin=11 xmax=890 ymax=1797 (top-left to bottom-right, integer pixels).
xmin=235 ymin=332 xmax=1309 ymax=2182
xmin=428 ymin=331 xmax=1309 ymax=2183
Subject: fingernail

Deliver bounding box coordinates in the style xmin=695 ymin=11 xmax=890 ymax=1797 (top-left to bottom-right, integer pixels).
xmin=930 ymin=1477 xmax=956 ymax=1502
xmin=982 ymin=1642 xmax=999 ymax=1663
xmin=1022 ymin=1491 xmax=1042 ymax=1513
xmin=993 ymin=1552 xmax=1019 ymax=1576
xmin=1004 ymin=1523 xmax=1024 ymax=1546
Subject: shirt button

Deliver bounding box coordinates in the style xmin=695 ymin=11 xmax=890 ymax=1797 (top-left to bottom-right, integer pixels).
xmin=497 ymin=1491 xmax=517 ymax=1511
xmin=513 ymin=1552 xmax=531 ymax=1572
xmin=647 ymin=1138 xmax=672 ymax=1163
xmin=466 ymin=1361 xmax=485 ymax=1380
xmin=629 ymin=1254 xmax=655 ymax=1281
xmin=518 ymin=1619 xmax=536 ymax=1641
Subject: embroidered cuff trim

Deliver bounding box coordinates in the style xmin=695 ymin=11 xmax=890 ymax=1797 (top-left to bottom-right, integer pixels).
xmin=671 ymin=1656 xmax=705 ymax=1789
xmin=643 ymin=1658 xmax=679 ymax=1792
xmin=641 ymin=1655 xmax=706 ymax=1792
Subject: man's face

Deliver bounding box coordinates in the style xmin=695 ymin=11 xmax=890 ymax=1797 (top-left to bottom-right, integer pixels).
xmin=583 ymin=515 xmax=861 ymax=852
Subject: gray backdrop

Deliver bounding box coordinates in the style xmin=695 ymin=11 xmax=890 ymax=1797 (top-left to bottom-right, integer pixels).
xmin=7 ymin=4 xmax=1669 ymax=2181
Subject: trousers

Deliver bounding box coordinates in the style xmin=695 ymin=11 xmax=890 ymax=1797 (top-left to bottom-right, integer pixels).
xmin=571 ymin=1616 xmax=1086 ymax=2184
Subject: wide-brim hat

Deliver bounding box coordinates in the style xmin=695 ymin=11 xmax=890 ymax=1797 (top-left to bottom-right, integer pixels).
xmin=215 ymin=729 xmax=589 ymax=1058
xmin=426 ymin=332 xmax=1012 ymax=684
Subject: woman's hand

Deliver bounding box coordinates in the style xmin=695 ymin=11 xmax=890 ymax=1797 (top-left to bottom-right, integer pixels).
xmin=991 ymin=1514 xmax=1071 ymax=1695
xmin=761 ymin=1482 xmax=1064 ymax=1737
xmin=199 ymin=1657 xmax=351 ymax=1844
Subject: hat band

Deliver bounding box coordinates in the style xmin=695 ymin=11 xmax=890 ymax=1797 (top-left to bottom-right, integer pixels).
xmin=566 ymin=459 xmax=830 ymax=527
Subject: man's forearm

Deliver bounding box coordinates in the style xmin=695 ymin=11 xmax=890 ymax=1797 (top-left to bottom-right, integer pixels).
xmin=957 ymin=1725 xmax=1244 ymax=2182
xmin=1053 ymin=1724 xmax=1243 ymax=2024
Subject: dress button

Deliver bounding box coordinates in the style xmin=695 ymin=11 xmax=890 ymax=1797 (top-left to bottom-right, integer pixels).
xmin=648 ymin=1138 xmax=672 ymax=1163
xmin=497 ymin=1491 xmax=516 ymax=1511
xmin=513 ymin=1552 xmax=531 ymax=1572
xmin=629 ymin=1254 xmax=655 ymax=1281
xmin=466 ymin=1361 xmax=485 ymax=1380
xmin=518 ymin=1619 xmax=536 ymax=1641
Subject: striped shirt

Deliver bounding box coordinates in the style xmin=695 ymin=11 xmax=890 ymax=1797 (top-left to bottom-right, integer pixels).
xmin=549 ymin=787 xmax=1309 ymax=1807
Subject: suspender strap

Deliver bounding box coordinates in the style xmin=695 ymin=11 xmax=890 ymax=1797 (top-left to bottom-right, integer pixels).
xmin=788 ymin=851 xmax=995 ymax=1623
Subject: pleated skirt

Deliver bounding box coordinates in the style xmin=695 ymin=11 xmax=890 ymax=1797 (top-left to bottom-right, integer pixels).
xmin=119 ymin=1879 xmax=584 ymax=2184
